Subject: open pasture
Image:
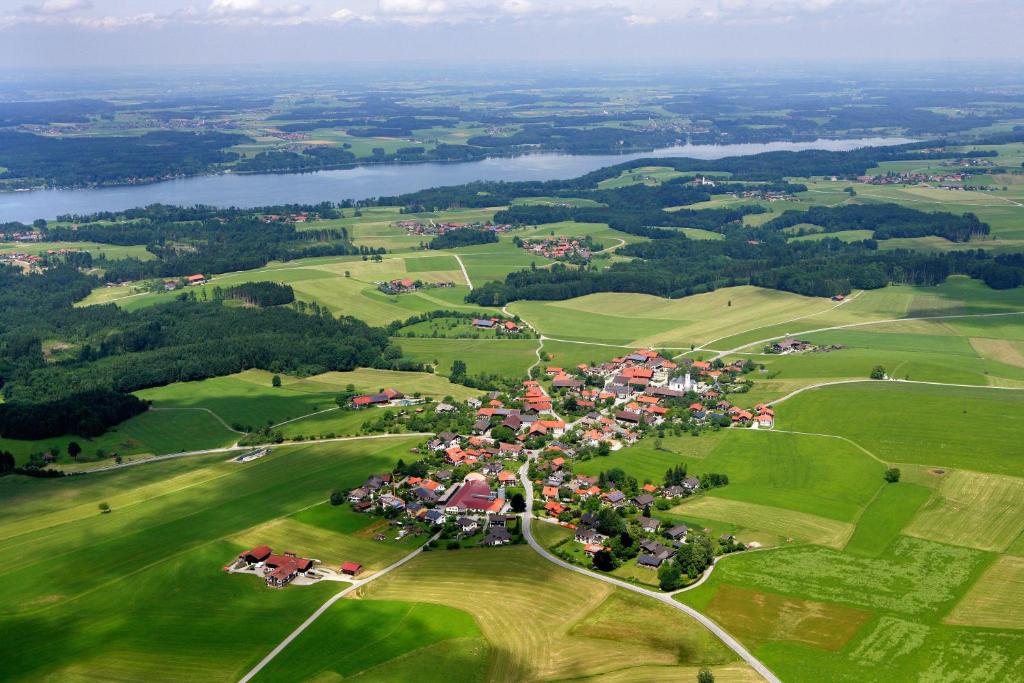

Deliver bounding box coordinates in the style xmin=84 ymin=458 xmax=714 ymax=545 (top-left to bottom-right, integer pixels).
xmin=287 ymin=367 xmax=480 ymax=401
xmin=395 ymin=337 xmax=539 ymax=379
xmin=903 ymin=470 xmax=1024 ymax=552
xmin=0 ymin=240 xmax=155 ymax=261
xmin=250 ymin=600 xmax=488 ymax=683
xmin=842 ymin=482 xmax=932 ymax=557
xmin=511 ymin=286 xmax=836 ymax=347
xmin=672 ymin=497 xmax=855 ymax=548
xmin=360 ymin=546 xmax=748 ymax=682
xmin=778 ymin=382 xmax=1024 ymax=476
xmin=0 ymin=406 xmax=236 ymax=466
xmin=0 ymin=436 xmax=419 ymax=682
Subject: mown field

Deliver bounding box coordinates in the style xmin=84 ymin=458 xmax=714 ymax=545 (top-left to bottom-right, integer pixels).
xmin=1 ymin=368 xmax=476 ymax=467
xmin=511 ymin=285 xmax=838 ymax=347
xmin=0 ymin=437 xmax=425 ymax=682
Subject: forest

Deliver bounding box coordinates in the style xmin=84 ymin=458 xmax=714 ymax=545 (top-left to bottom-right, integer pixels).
xmin=428 ymin=228 xmax=499 ymax=249
xmin=0 ymin=264 xmax=416 ymax=440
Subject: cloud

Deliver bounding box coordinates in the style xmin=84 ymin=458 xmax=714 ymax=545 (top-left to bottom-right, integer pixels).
xmin=623 ymin=13 xmax=657 ymax=25
xmin=208 ymin=0 xmax=309 ymax=17
xmin=501 ymin=0 xmax=533 ymax=14
xmin=21 ymin=0 xmax=91 ymax=14
xmin=377 ymin=0 xmax=447 ymax=14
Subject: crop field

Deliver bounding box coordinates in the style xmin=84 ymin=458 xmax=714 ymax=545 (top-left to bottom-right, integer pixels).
xmin=842 ymin=482 xmax=932 ymax=556
xmin=360 ymin=547 xmax=751 ymax=682
xmin=0 ymin=437 xmax=421 ymax=682
xmin=778 ymin=382 xmax=1024 ymax=476
xmin=903 ymin=470 xmax=1024 ymax=552
xmin=395 ymin=337 xmax=539 ymax=379
xmin=946 ymin=555 xmax=1024 ymax=629
xmin=672 ymin=497 xmax=855 ymax=548
xmin=251 ymin=600 xmax=489 ymax=683
xmin=675 ymin=536 xmax=1021 ymax=683
xmin=511 ymin=286 xmax=836 ymax=347
xmin=704 ymin=583 xmax=872 ymax=650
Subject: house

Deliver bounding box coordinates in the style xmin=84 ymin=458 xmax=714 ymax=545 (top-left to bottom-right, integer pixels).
xmin=666 ymin=524 xmax=689 ymax=541
xmin=378 ymin=493 xmax=405 ymax=511
xmin=584 ymin=543 xmax=605 ymax=556
xmin=435 ymin=402 xmax=457 ymax=414
xmin=603 ymin=490 xmax=627 ymax=508
xmin=682 ymin=476 xmax=700 ymax=492
xmin=472 ymin=318 xmax=496 ymax=328
xmin=456 ymin=517 xmax=479 ymax=535
xmin=239 ymin=545 xmax=272 ymax=565
xmin=614 ymin=410 xmax=642 ymax=425
xmin=466 ymin=398 xmax=482 ymax=409
xmin=662 ymin=485 xmax=686 ymax=499
xmin=633 ymin=493 xmax=656 ymax=508
xmin=340 ymin=561 xmax=363 ymax=576
xmin=348 ymin=487 xmax=370 ymax=502
xmin=264 ymin=553 xmax=314 ymax=588
xmin=480 ymin=527 xmax=512 ymax=546
xmin=545 ymin=500 xmax=566 ymax=516
xmin=187 ymin=273 xmax=206 ymax=286
xmin=637 ymin=554 xmax=663 ymax=569
xmin=637 ymin=516 xmax=661 ymax=533
xmin=498 ymin=470 xmax=518 ymax=486
xmin=446 ymin=479 xmax=505 ymax=514
xmin=575 ymin=527 xmax=606 ymax=544
xmin=488 ymin=513 xmax=513 ymax=527
xmin=474 ymin=417 xmax=492 ymax=433
xmin=410 ymin=486 xmax=438 ymax=503
xmin=425 ymin=509 xmax=447 ymax=525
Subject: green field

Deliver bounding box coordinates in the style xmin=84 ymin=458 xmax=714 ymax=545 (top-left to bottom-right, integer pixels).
xmin=395 ymin=337 xmax=539 ymax=379
xmin=511 ymin=286 xmax=837 ymax=347
xmin=251 ymin=600 xmax=489 ymax=682
xmin=0 ymin=240 xmax=155 ymax=261
xmin=778 ymin=382 xmax=1024 ymax=476
xmin=0 ymin=437 xmax=423 ymax=681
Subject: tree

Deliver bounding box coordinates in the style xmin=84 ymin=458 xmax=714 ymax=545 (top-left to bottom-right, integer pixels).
xmin=330 ymin=489 xmax=344 ymax=505
xmin=697 ymin=668 xmax=715 ymax=683
xmin=659 ymin=562 xmax=684 ymax=591
xmin=884 ymin=467 xmax=901 ymax=483
xmin=870 ymin=365 xmax=886 ymax=380
xmin=98 ymin=502 xmax=111 ymax=514
xmin=592 ymin=549 xmax=615 ymax=571
xmin=0 ymin=450 xmax=15 ymax=475
xmin=511 ymin=492 xmax=526 ymax=512
xmin=67 ymin=441 xmax=82 ymax=459
xmin=450 ymin=359 xmax=467 ymax=381
xmin=272 ymin=374 xmax=282 ymax=388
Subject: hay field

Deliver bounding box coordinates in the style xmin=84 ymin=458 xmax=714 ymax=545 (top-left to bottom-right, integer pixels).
xmin=946 ymin=555 xmax=1024 ymax=629
xmin=671 ymin=497 xmax=855 ymax=549
xmin=904 ymin=470 xmax=1024 ymax=552
xmin=359 ymin=547 xmax=746 ymax=682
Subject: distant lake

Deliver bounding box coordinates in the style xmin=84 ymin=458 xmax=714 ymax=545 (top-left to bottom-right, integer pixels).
xmin=0 ymin=137 xmax=913 ymax=222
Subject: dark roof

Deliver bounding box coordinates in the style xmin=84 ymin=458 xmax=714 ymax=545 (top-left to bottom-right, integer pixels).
xmin=667 ymin=524 xmax=688 ymax=538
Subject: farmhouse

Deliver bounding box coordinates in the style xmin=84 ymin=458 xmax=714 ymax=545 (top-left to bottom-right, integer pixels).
xmin=446 ymin=479 xmax=505 ymax=514
xmin=340 ymin=561 xmax=363 ymax=576
xmin=187 ymin=274 xmax=207 ymax=286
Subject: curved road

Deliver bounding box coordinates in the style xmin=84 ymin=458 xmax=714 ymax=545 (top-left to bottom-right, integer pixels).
xmin=767 ymin=377 xmax=1024 ymax=407
xmin=517 ymin=460 xmax=782 ymax=683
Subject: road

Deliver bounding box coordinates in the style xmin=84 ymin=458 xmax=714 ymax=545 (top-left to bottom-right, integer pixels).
xmin=767 ymin=377 xmax=1024 ymax=407
xmin=238 ymin=533 xmax=439 ymax=683
xmin=149 ymin=406 xmax=244 ymax=434
xmin=454 ymin=254 xmax=473 ymax=290
xmin=516 ymin=460 xmax=782 ymax=683
xmin=76 ymin=432 xmax=433 ymax=475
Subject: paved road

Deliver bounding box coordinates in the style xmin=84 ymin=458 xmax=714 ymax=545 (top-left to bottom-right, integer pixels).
xmin=767 ymin=377 xmax=1024 ymax=407
xmin=238 ymin=533 xmax=439 ymax=683
xmin=516 ymin=461 xmax=781 ymax=683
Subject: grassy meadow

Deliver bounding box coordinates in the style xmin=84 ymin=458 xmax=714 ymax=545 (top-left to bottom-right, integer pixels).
xmin=0 ymin=437 xmax=425 ymax=682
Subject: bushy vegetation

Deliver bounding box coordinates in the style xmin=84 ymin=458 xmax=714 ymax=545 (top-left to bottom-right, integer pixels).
xmin=427 ymin=228 xmax=499 ymax=249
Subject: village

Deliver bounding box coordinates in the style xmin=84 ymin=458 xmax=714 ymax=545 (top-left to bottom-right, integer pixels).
xmin=394 ymin=219 xmax=514 ymax=237
xmin=515 ymin=236 xmax=596 ymax=263
xmin=229 ymin=346 xmax=770 ymax=591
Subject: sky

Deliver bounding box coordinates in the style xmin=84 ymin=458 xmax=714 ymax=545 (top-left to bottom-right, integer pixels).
xmin=1 ymin=0 xmax=1023 ymax=68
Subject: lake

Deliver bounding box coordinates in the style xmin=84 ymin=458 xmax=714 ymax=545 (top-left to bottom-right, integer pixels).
xmin=0 ymin=137 xmax=913 ymax=222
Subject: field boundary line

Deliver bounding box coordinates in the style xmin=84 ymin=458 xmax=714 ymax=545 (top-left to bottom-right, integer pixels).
xmin=149 ymin=406 xmax=243 ymax=434
xmin=237 ymin=533 xmax=440 ymax=683
xmin=268 ymin=406 xmax=340 ymax=429
xmin=758 ymin=428 xmax=888 ymax=466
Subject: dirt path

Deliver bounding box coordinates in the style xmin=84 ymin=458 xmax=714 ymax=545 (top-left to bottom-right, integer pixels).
xmin=454 ymin=254 xmax=473 ymax=290
xmin=149 ymin=407 xmax=244 ymax=434
xmin=237 ymin=533 xmax=440 ymax=683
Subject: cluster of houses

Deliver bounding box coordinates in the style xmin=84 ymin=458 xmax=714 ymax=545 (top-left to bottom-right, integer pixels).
xmin=736 ymin=189 xmax=796 ymax=202
xmin=378 ymin=278 xmax=455 ymax=295
xmin=259 ymin=212 xmax=315 ymax=223
xmin=764 ymin=338 xmax=844 ymax=355
xmin=0 ymin=230 xmax=42 ymax=242
xmin=227 ymin=545 xmax=367 ymax=589
xmin=856 ymin=171 xmax=971 ymax=186
xmin=349 ymin=387 xmax=424 ymax=408
xmin=518 ymin=237 xmax=593 ymax=262
xmin=163 ymin=273 xmax=207 ymax=291
xmin=472 ymin=317 xmax=521 ymax=333
xmin=394 ymin=220 xmax=513 ymax=236
xmin=347 ymin=463 xmax=519 ymax=547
